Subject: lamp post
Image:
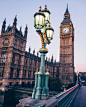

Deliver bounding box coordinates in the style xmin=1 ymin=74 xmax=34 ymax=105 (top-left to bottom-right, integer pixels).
xmin=32 ymin=5 xmax=54 ymax=100
xmin=76 ymin=71 xmax=78 ymax=85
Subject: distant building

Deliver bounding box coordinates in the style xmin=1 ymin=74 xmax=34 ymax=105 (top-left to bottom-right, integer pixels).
xmin=79 ymin=72 xmax=86 ymax=81
xmin=0 ymin=17 xmax=59 ymax=88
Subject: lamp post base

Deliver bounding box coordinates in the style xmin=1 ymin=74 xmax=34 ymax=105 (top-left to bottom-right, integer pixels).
xmin=32 ymin=48 xmax=49 ymax=100
xmin=32 ymin=87 xmax=36 ymax=99
xmin=35 ymin=87 xmax=42 ymax=99
xmin=41 ymin=87 xmax=49 ymax=100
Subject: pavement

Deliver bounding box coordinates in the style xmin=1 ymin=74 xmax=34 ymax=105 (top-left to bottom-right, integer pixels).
xmin=73 ymin=86 xmax=86 ymax=107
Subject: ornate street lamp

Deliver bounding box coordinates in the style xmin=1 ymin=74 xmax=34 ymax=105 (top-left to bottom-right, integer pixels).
xmin=32 ymin=5 xmax=54 ymax=100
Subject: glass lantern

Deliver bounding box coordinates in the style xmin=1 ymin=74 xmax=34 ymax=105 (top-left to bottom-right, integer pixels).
xmin=34 ymin=6 xmax=45 ymax=29
xmin=45 ymin=22 xmax=54 ymax=40
xmin=42 ymin=5 xmax=50 ymax=24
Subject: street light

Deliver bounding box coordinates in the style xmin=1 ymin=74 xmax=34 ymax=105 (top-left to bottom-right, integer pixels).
xmin=76 ymin=71 xmax=78 ymax=85
xmin=42 ymin=5 xmax=50 ymax=24
xmin=32 ymin=5 xmax=54 ymax=100
xmin=34 ymin=6 xmax=45 ymax=29
xmin=46 ymin=22 xmax=54 ymax=40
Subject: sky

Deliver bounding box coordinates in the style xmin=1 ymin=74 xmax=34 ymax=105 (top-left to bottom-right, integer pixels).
xmin=0 ymin=0 xmax=86 ymax=72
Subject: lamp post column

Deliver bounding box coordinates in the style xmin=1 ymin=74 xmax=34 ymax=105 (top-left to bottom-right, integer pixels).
xmin=35 ymin=72 xmax=42 ymax=99
xmin=76 ymin=72 xmax=78 ymax=85
xmin=32 ymin=70 xmax=38 ymax=99
xmin=39 ymin=49 xmax=48 ymax=88
xmin=41 ymin=71 xmax=49 ymax=99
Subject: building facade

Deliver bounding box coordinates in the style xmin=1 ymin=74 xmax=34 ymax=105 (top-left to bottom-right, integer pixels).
xmin=0 ymin=17 xmax=59 ymax=88
xmin=59 ymin=5 xmax=75 ymax=86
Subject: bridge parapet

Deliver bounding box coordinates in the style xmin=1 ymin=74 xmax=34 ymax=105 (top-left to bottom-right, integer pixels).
xmin=56 ymin=85 xmax=79 ymax=107
xmin=16 ymin=85 xmax=79 ymax=107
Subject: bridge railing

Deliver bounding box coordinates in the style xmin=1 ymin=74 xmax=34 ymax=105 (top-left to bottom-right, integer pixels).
xmin=56 ymin=85 xmax=79 ymax=107
xmin=16 ymin=85 xmax=79 ymax=107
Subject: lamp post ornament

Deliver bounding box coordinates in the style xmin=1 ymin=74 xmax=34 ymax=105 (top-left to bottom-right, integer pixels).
xmin=32 ymin=5 xmax=54 ymax=100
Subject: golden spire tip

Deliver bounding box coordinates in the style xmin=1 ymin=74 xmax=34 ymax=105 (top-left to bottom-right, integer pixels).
xmin=47 ymin=69 xmax=48 ymax=71
xmin=39 ymin=6 xmax=41 ymax=11
xmin=45 ymin=5 xmax=47 ymax=9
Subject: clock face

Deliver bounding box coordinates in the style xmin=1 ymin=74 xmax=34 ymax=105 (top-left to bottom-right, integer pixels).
xmin=62 ymin=27 xmax=69 ymax=34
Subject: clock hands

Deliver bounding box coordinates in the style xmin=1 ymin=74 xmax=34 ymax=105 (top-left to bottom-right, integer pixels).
xmin=62 ymin=27 xmax=69 ymax=34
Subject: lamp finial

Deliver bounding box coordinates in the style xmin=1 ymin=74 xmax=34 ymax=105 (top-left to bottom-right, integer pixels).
xmin=45 ymin=5 xmax=47 ymax=9
xmin=39 ymin=6 xmax=41 ymax=11
xmin=47 ymin=69 xmax=48 ymax=71
xmin=36 ymin=68 xmax=38 ymax=71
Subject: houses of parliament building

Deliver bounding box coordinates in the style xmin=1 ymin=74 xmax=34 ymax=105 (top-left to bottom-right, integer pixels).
xmin=0 ymin=6 xmax=75 ymax=88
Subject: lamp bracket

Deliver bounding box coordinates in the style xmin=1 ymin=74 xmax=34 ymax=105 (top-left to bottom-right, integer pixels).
xmin=43 ymin=33 xmax=47 ymax=43
xmin=36 ymin=30 xmax=44 ymax=48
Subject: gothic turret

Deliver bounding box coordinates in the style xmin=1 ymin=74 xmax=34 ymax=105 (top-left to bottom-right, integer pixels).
xmin=24 ymin=25 xmax=28 ymax=39
xmin=13 ymin=15 xmax=17 ymax=28
xmin=1 ymin=18 xmax=6 ymax=33
xmin=20 ymin=26 xmax=22 ymax=36
xmin=51 ymin=55 xmax=53 ymax=62
xmin=7 ymin=25 xmax=10 ymax=32
xmin=37 ymin=52 xmax=39 ymax=57
xmin=33 ymin=49 xmax=35 ymax=55
xmin=54 ymin=59 xmax=56 ymax=64
xmin=29 ymin=47 xmax=31 ymax=53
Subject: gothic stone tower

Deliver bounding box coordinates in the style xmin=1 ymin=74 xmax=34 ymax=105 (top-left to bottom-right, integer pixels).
xmin=0 ymin=16 xmax=27 ymax=87
xmin=59 ymin=5 xmax=74 ymax=87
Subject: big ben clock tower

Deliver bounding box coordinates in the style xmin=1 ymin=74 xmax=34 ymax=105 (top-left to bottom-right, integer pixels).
xmin=59 ymin=5 xmax=74 ymax=87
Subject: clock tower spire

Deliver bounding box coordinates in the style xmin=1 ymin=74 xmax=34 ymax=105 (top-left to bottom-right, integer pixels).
xmin=64 ymin=4 xmax=70 ymax=18
xmin=59 ymin=5 xmax=74 ymax=87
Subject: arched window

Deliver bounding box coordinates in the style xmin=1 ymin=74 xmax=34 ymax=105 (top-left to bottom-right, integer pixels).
xmin=66 ymin=39 xmax=69 ymax=45
xmin=1 ymin=53 xmax=7 ymax=62
xmin=5 ymin=39 xmax=8 ymax=45
xmin=63 ymin=39 xmax=65 ymax=46
xmin=0 ymin=67 xmax=4 ymax=77
xmin=20 ymin=42 xmax=23 ymax=51
xmin=14 ymin=40 xmax=17 ymax=48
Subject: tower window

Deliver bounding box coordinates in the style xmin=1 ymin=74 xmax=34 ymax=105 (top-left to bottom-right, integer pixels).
xmin=16 ymin=69 xmax=20 ymax=78
xmin=0 ymin=67 xmax=4 ymax=77
xmin=63 ymin=48 xmax=65 ymax=54
xmin=66 ymin=67 xmax=69 ymax=72
xmin=1 ymin=53 xmax=7 ymax=62
xmin=66 ymin=75 xmax=69 ymax=80
xmin=14 ymin=40 xmax=17 ymax=48
xmin=20 ymin=42 xmax=23 ymax=51
xmin=18 ymin=55 xmax=21 ymax=65
xmin=66 ymin=39 xmax=69 ymax=45
xmin=63 ymin=40 xmax=65 ymax=45
xmin=62 ymin=75 xmax=65 ymax=80
xmin=62 ymin=67 xmax=65 ymax=72
xmin=12 ymin=53 xmax=15 ymax=64
xmin=5 ymin=39 xmax=8 ymax=44
xmin=10 ymin=68 xmax=13 ymax=78
xmin=23 ymin=70 xmax=26 ymax=78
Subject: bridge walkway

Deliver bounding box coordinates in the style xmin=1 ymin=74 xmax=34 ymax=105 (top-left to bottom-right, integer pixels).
xmin=73 ymin=86 xmax=86 ymax=107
